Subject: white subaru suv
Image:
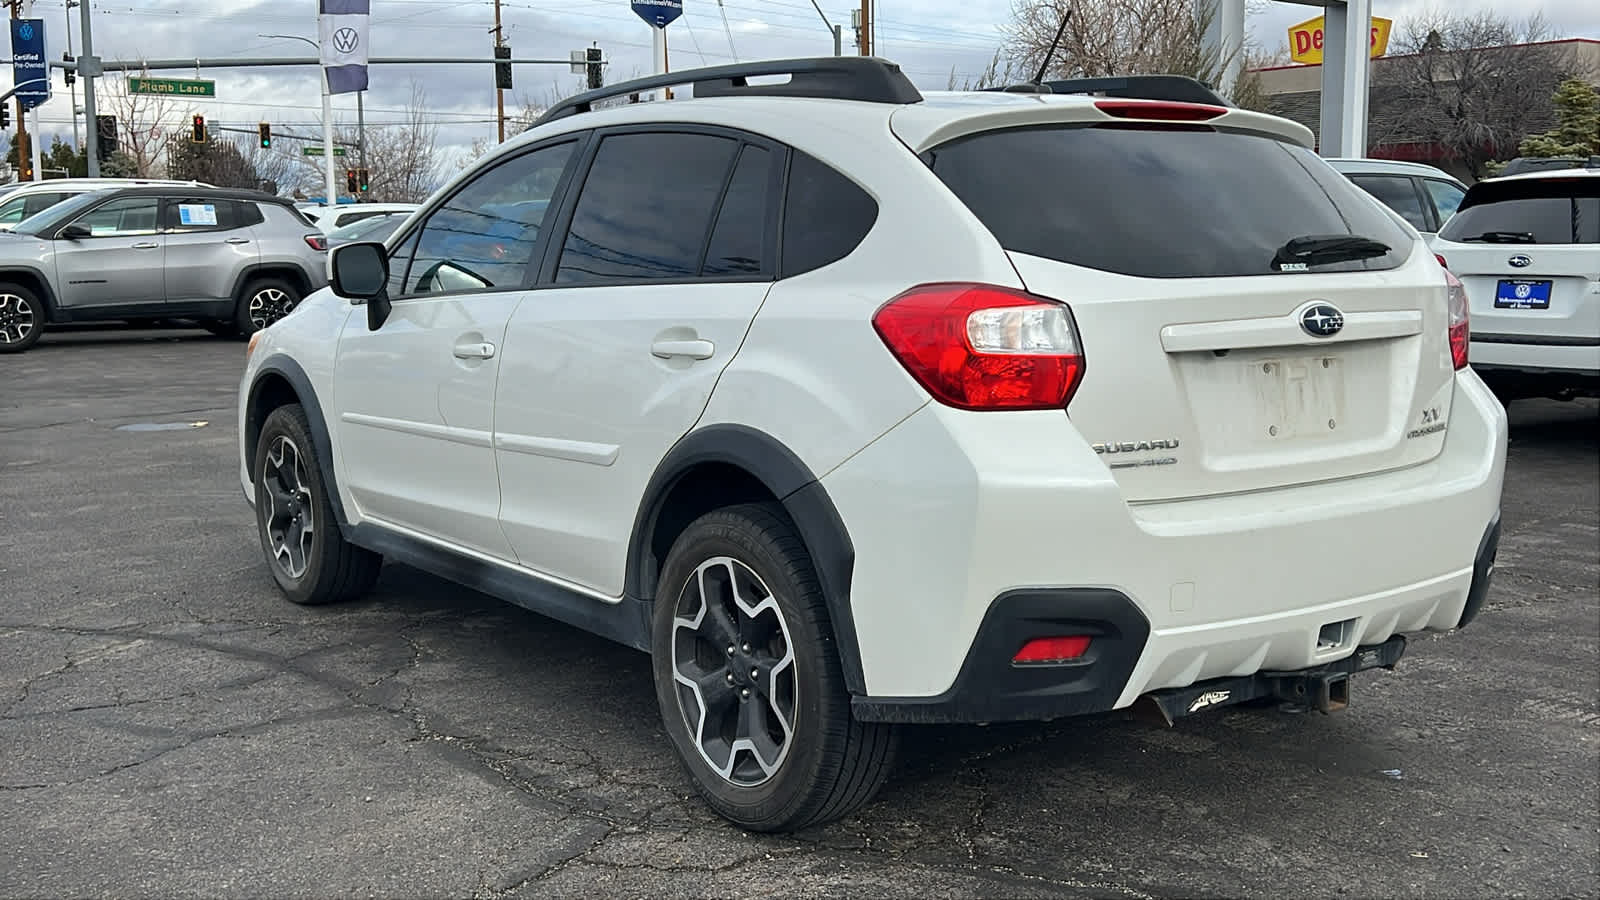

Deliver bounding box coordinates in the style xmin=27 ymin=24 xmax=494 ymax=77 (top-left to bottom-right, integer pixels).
xmin=236 ymin=59 xmax=1508 ymax=832
xmin=1430 ymin=165 xmax=1600 ymax=402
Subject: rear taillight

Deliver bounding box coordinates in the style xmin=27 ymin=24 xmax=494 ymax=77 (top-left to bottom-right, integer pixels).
xmin=1445 ymin=268 xmax=1469 ymax=370
xmin=872 ymin=283 xmax=1085 ymax=411
xmin=304 ymin=234 xmax=329 ymax=251
xmin=1094 ymin=99 xmax=1227 ymax=121
xmin=1435 ymin=253 xmax=1449 ymax=269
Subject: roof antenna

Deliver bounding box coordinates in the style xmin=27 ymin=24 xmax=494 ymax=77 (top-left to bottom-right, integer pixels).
xmin=1031 ymin=8 xmax=1073 ymax=88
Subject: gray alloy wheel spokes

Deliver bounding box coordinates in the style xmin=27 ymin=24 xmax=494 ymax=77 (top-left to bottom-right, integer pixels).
xmin=261 ymin=435 xmax=315 ymax=579
xmin=248 ymin=288 xmax=295 ymax=330
xmin=0 ymin=293 xmax=35 ymax=344
xmin=671 ymin=556 xmax=798 ymax=787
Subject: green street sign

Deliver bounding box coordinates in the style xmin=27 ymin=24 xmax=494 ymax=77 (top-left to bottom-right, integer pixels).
xmin=302 ymin=146 xmax=348 ymax=157
xmin=128 ymin=76 xmax=216 ymax=97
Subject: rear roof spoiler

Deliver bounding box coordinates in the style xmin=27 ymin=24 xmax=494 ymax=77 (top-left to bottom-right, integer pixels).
xmin=982 ymin=75 xmax=1231 ymax=107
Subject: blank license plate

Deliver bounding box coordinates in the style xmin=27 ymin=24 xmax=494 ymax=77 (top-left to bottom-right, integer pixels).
xmin=1495 ymin=279 xmax=1552 ymax=310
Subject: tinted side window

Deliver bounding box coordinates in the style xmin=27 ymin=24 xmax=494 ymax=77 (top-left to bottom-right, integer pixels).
xmin=239 ymin=202 xmax=266 ymax=227
xmin=1350 ymin=176 xmax=1429 ymax=231
xmin=703 ymin=145 xmax=774 ymax=277
xmin=1424 ymin=179 xmax=1465 ymax=223
xmin=21 ymin=192 xmax=72 ymax=221
xmin=164 ymin=198 xmax=239 ymax=232
xmin=72 ymin=197 xmax=161 ymax=237
xmin=781 ymin=152 xmax=877 ymax=278
xmin=926 ymin=126 xmax=1413 ymax=278
xmin=407 ymin=140 xmax=575 ymax=295
xmin=386 ymin=229 xmax=421 ymax=297
xmin=556 ymin=132 xmax=739 ymax=284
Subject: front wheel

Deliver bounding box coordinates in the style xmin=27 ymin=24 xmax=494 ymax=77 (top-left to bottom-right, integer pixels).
xmin=253 ymin=404 xmax=382 ymax=605
xmin=0 ymin=283 xmax=44 ymax=353
xmin=235 ymin=278 xmax=302 ymax=337
xmin=651 ymin=503 xmax=897 ymax=832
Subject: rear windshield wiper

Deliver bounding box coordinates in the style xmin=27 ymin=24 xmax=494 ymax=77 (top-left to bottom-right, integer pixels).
xmin=1457 ymin=230 xmax=1537 ymax=243
xmin=1272 ymin=234 xmax=1391 ymax=271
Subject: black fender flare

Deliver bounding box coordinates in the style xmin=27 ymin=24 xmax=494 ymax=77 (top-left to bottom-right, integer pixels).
xmin=231 ymin=263 xmax=315 ymax=304
xmin=0 ymin=265 xmax=61 ymax=321
xmin=626 ymin=424 xmax=866 ymax=695
xmin=245 ymin=354 xmax=351 ymax=535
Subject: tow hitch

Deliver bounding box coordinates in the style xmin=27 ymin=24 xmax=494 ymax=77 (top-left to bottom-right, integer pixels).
xmin=1132 ymin=635 xmax=1405 ymax=726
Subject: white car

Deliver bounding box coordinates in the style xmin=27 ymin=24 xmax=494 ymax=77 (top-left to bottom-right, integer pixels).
xmin=300 ymin=202 xmax=420 ymax=234
xmin=0 ymin=177 xmax=211 ymax=231
xmin=1325 ymin=158 xmax=1468 ymax=237
xmin=1430 ymin=166 xmax=1600 ymax=401
xmin=236 ymin=59 xmax=1508 ymax=832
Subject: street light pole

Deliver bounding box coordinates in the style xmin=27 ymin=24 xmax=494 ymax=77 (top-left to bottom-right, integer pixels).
xmin=64 ymin=0 xmax=80 ymax=150
xmin=261 ymin=34 xmax=337 ymax=208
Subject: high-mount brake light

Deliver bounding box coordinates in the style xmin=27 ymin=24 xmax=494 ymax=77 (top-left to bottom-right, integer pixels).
xmin=1445 ymin=268 xmax=1469 ymax=370
xmin=872 ymin=283 xmax=1085 ymax=411
xmin=1094 ymin=99 xmax=1227 ymax=122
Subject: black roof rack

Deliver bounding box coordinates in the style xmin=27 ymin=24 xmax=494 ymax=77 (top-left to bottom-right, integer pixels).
xmin=532 ymin=56 xmax=923 ymax=127
xmin=981 ymin=74 xmax=1230 ymax=107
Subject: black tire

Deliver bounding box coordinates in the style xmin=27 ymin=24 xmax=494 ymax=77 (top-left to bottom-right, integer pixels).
xmin=235 ymin=277 xmax=302 ymax=337
xmin=651 ymin=502 xmax=897 ymax=832
xmin=252 ymin=404 xmax=382 ymax=605
xmin=0 ymin=281 xmax=45 ymax=353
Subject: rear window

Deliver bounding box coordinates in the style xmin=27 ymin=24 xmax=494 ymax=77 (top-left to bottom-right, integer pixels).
xmin=1438 ymin=179 xmax=1600 ymax=244
xmin=924 ymin=125 xmax=1414 ymax=278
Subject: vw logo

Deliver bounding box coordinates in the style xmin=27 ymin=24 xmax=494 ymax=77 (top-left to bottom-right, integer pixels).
xmin=333 ymin=28 xmax=361 ymax=54
xmin=1299 ymin=303 xmax=1345 ymax=338
xmin=1508 ymin=255 xmax=1532 ymax=268
xmin=1514 ymin=282 xmax=1532 ymax=300
xmin=17 ymin=23 xmax=33 ymax=41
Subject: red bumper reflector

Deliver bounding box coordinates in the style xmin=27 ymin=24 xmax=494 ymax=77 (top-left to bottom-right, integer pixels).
xmin=1013 ymin=635 xmax=1091 ymax=664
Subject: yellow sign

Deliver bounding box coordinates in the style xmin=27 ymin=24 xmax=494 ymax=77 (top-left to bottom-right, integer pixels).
xmin=1288 ymin=15 xmax=1393 ymax=65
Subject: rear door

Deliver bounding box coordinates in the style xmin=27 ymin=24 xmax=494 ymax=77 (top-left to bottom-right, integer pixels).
xmin=160 ymin=197 xmax=259 ymax=304
xmin=921 ymin=121 xmax=1456 ymax=502
xmin=493 ymin=128 xmax=779 ymax=595
xmin=1433 ymin=176 xmax=1600 ymax=349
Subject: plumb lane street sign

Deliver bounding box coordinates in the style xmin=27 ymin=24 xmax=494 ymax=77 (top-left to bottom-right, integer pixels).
xmin=303 ymin=146 xmax=347 ymax=156
xmin=129 ymin=76 xmax=217 ymax=97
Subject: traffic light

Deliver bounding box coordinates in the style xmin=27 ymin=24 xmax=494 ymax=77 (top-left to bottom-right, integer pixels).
xmin=0 ymin=105 xmax=9 ymax=130
xmin=96 ymin=115 xmax=118 ymax=160
xmin=62 ymin=53 xmax=75 ymax=87
xmin=357 ymin=168 xmax=370 ymax=193
xmin=258 ymin=122 xmax=271 ymax=149
xmin=494 ymin=44 xmax=513 ymax=90
xmin=190 ymin=114 xmax=207 ymax=143
xmin=585 ymin=47 xmax=603 ymax=90
xmin=346 ymin=168 xmax=359 ymax=194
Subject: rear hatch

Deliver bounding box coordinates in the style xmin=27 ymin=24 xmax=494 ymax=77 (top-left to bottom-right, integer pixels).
xmin=903 ymin=101 xmax=1459 ymax=502
xmin=1432 ymin=174 xmax=1600 ymax=348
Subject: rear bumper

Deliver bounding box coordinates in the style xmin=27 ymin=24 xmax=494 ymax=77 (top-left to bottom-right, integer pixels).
xmin=827 ymin=368 xmax=1508 ymax=715
xmin=1469 ymin=336 xmax=1600 ymax=376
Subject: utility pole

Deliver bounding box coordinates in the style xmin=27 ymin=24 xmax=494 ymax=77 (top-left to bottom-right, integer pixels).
xmin=78 ymin=0 xmax=98 ymax=175
xmin=492 ymin=0 xmax=505 ymax=143
xmin=858 ymin=0 xmax=871 ymax=56
xmin=8 ymin=0 xmax=29 ymax=181
xmin=64 ymin=0 xmax=79 ymax=150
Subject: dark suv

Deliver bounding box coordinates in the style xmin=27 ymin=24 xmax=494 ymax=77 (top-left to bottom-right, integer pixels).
xmin=0 ymin=186 xmax=329 ymax=353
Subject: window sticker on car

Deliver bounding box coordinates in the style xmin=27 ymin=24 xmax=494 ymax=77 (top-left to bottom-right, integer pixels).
xmin=178 ymin=203 xmax=217 ymax=226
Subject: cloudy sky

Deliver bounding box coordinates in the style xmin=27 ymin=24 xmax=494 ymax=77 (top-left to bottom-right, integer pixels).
xmin=14 ymin=0 xmax=1600 ymax=175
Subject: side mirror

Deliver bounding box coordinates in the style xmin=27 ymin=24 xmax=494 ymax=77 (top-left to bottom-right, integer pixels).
xmin=58 ymin=223 xmax=92 ymax=240
xmin=329 ymin=241 xmax=392 ymax=331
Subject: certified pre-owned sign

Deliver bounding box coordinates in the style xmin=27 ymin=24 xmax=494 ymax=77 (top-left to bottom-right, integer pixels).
xmin=9 ymin=19 xmax=50 ymax=110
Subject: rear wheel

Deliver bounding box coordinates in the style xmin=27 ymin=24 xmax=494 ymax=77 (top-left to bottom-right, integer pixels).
xmin=651 ymin=503 xmax=897 ymax=832
xmin=0 ymin=283 xmax=44 ymax=353
xmin=253 ymin=404 xmax=382 ymax=605
xmin=235 ymin=278 xmax=302 ymax=337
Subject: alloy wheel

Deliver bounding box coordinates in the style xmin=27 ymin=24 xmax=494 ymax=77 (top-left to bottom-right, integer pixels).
xmin=260 ymin=435 xmax=315 ymax=579
xmin=248 ymin=288 xmax=296 ymax=330
xmin=0 ymin=293 xmax=35 ymax=345
xmin=670 ymin=556 xmax=798 ymax=787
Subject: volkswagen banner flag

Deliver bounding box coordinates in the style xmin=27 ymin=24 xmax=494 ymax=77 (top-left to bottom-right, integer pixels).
xmin=319 ymin=0 xmax=370 ymax=94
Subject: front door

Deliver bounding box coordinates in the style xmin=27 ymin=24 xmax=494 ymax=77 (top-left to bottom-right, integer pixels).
xmin=332 ymin=138 xmax=582 ymax=560
xmin=494 ymin=130 xmax=781 ymax=596
xmin=50 ymin=195 xmax=165 ymax=312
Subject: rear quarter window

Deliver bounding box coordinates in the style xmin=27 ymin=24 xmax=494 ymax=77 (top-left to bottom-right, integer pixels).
xmin=924 ymin=125 xmax=1414 ymax=278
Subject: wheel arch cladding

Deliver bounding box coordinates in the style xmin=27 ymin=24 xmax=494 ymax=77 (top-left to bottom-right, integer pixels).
xmin=246 ymin=356 xmax=350 ymax=532
xmin=0 ymin=268 xmax=59 ymax=320
xmin=627 ymin=424 xmax=868 ymax=695
xmin=235 ymin=264 xmax=313 ymax=301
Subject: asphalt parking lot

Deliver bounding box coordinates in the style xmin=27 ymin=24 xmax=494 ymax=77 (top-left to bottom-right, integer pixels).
xmin=3 ymin=324 xmax=1597 ymax=899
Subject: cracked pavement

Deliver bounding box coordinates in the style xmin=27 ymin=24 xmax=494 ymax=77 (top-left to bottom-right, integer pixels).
xmin=3 ymin=325 xmax=1597 ymax=898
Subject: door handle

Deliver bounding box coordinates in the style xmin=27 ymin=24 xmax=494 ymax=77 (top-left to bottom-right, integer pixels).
xmin=453 ymin=341 xmax=496 ymax=360
xmin=131 ymin=242 xmax=160 ymax=250
xmin=651 ymin=339 xmax=715 ymax=360
xmin=225 ymin=237 xmax=251 ymax=245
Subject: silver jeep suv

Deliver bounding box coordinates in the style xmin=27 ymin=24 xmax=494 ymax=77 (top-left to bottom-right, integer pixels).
xmin=0 ymin=186 xmax=329 ymax=353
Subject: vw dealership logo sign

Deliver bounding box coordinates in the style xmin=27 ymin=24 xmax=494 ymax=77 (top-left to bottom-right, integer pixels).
xmin=333 ymin=27 xmax=360 ymax=53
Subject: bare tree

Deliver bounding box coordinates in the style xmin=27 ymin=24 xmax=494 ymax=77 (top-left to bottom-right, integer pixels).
xmin=356 ymin=81 xmax=443 ymax=203
xmin=98 ymin=70 xmax=184 ymax=177
xmin=1003 ymin=0 xmax=1268 ymax=107
xmin=1374 ymin=11 xmax=1581 ymax=179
